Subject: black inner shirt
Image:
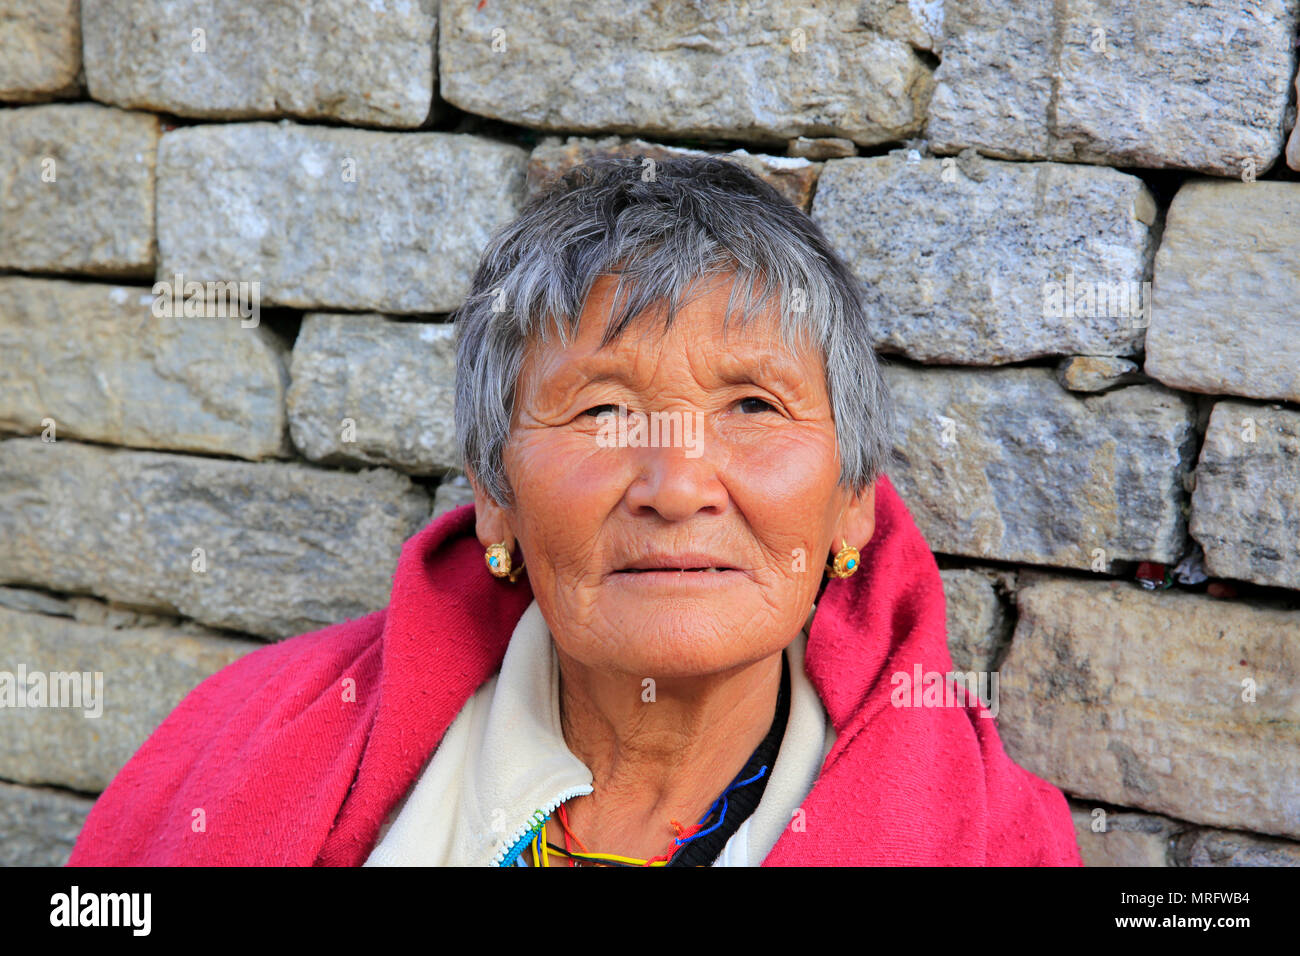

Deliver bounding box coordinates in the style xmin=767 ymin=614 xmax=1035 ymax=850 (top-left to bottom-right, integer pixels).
xmin=665 ymin=649 xmax=792 ymax=867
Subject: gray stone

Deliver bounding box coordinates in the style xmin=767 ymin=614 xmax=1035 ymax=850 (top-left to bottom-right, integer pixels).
xmin=0 ymin=277 xmax=291 ymax=459
xmin=1001 ymin=576 xmax=1300 ymax=840
xmin=81 ymin=0 xmax=436 ymax=128
xmin=156 ymin=122 xmax=528 ymax=314
xmin=0 ymin=782 xmax=95 ymax=867
xmin=940 ymin=568 xmax=1011 ymax=672
xmin=1190 ymin=402 xmax=1300 ymax=591
xmin=0 ymin=104 xmax=159 ymax=276
xmin=1174 ymin=828 xmax=1300 ymax=866
xmin=786 ymin=137 xmax=856 ymax=160
xmin=439 ymin=0 xmax=934 ymax=148
xmin=527 ymin=136 xmax=820 ymax=211
xmin=928 ymin=0 xmax=1300 ymax=176
xmin=858 ymin=0 xmax=943 ymax=52
xmin=1290 ymin=68 xmax=1300 ymax=171
xmin=0 ymin=585 xmax=218 ymax=633
xmin=885 ymin=367 xmax=1197 ymax=570
xmin=1057 ymin=356 xmax=1144 ymax=393
xmin=0 ymin=438 xmax=432 ymax=639
xmin=0 ymin=587 xmax=75 ymax=619
xmin=1069 ymin=803 xmax=1184 ymax=866
xmin=0 ymin=605 xmax=260 ymax=793
xmin=0 ymin=0 xmax=81 ymax=102
xmin=813 ymin=156 xmax=1156 ymax=364
xmin=288 ymin=314 xmax=458 ymax=475
xmin=432 ymin=474 xmax=475 ymax=522
xmin=1145 ymin=180 xmax=1300 ymax=404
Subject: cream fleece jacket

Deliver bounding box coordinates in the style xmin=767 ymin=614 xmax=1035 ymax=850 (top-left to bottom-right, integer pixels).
xmin=364 ymin=599 xmax=834 ymax=867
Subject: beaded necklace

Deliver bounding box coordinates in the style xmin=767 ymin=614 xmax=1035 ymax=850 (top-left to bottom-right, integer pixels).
xmin=522 ymin=765 xmax=769 ymax=867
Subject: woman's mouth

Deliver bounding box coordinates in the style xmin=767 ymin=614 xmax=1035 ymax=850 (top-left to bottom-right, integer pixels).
xmin=619 ymin=566 xmax=729 ymax=573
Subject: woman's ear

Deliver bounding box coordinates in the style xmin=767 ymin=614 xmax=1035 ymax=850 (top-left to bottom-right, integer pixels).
xmin=467 ymin=470 xmax=517 ymax=551
xmin=834 ymin=481 xmax=877 ymax=555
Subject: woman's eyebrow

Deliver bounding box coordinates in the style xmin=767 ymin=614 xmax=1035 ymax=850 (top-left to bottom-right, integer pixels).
xmin=712 ymin=353 xmax=809 ymax=389
xmin=542 ymin=348 xmax=808 ymax=393
xmin=544 ymin=363 xmax=628 ymax=390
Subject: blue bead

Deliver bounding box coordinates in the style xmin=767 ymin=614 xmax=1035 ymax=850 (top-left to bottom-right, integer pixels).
xmin=846 ymin=559 xmax=856 ymax=569
xmin=489 ymin=555 xmax=498 ymax=566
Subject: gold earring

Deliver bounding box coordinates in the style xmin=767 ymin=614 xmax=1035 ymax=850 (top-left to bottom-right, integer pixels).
xmin=824 ymin=538 xmax=860 ymax=579
xmin=485 ymin=542 xmax=526 ymax=583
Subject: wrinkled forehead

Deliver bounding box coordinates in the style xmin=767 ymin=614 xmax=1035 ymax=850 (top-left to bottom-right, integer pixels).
xmin=515 ymin=272 xmax=822 ymax=406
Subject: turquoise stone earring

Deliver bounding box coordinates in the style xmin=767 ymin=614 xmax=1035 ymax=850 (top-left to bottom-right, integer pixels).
xmin=485 ymin=542 xmax=526 ymax=583
xmin=825 ymin=538 xmax=861 ymax=579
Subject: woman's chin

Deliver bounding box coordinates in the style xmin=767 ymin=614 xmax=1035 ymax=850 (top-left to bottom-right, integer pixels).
xmin=566 ymin=612 xmax=784 ymax=680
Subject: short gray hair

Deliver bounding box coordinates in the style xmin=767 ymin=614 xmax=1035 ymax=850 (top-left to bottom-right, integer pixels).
xmin=453 ymin=155 xmax=894 ymax=509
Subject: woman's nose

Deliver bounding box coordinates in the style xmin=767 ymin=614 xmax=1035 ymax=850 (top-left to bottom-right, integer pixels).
xmin=620 ymin=418 xmax=729 ymax=522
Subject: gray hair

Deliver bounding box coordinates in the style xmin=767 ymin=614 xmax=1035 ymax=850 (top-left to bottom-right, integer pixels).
xmin=453 ymin=155 xmax=894 ymax=509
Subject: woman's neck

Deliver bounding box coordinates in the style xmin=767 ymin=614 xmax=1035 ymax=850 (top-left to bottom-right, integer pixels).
xmin=551 ymin=645 xmax=785 ymax=862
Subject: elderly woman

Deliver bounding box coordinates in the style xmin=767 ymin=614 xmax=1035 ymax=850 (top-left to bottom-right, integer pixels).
xmin=70 ymin=157 xmax=1080 ymax=867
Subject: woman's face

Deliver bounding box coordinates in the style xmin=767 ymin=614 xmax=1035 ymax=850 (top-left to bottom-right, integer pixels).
xmin=474 ymin=271 xmax=876 ymax=679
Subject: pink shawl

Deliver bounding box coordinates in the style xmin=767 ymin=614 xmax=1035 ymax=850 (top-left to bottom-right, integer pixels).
xmin=68 ymin=474 xmax=1081 ymax=866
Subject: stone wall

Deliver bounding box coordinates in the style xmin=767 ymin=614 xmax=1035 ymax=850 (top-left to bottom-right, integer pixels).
xmin=1 ymin=0 xmax=1297 ymax=867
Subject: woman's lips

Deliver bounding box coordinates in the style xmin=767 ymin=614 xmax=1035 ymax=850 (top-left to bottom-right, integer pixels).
xmin=619 ymin=551 xmax=735 ymax=572
xmin=610 ymin=567 xmax=745 ymax=585
xmin=619 ymin=566 xmax=728 ymax=573
xmin=613 ymin=550 xmax=746 ymax=582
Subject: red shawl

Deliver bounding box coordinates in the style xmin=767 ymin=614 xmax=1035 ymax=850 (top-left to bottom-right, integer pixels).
xmin=68 ymin=474 xmax=1080 ymax=866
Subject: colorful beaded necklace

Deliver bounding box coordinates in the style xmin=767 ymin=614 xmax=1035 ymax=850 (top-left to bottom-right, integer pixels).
xmin=522 ymin=765 xmax=769 ymax=867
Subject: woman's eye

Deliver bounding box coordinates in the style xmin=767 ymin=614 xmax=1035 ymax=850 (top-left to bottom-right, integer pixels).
xmin=580 ymin=404 xmax=619 ymax=418
xmin=738 ymin=397 xmax=777 ymax=414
